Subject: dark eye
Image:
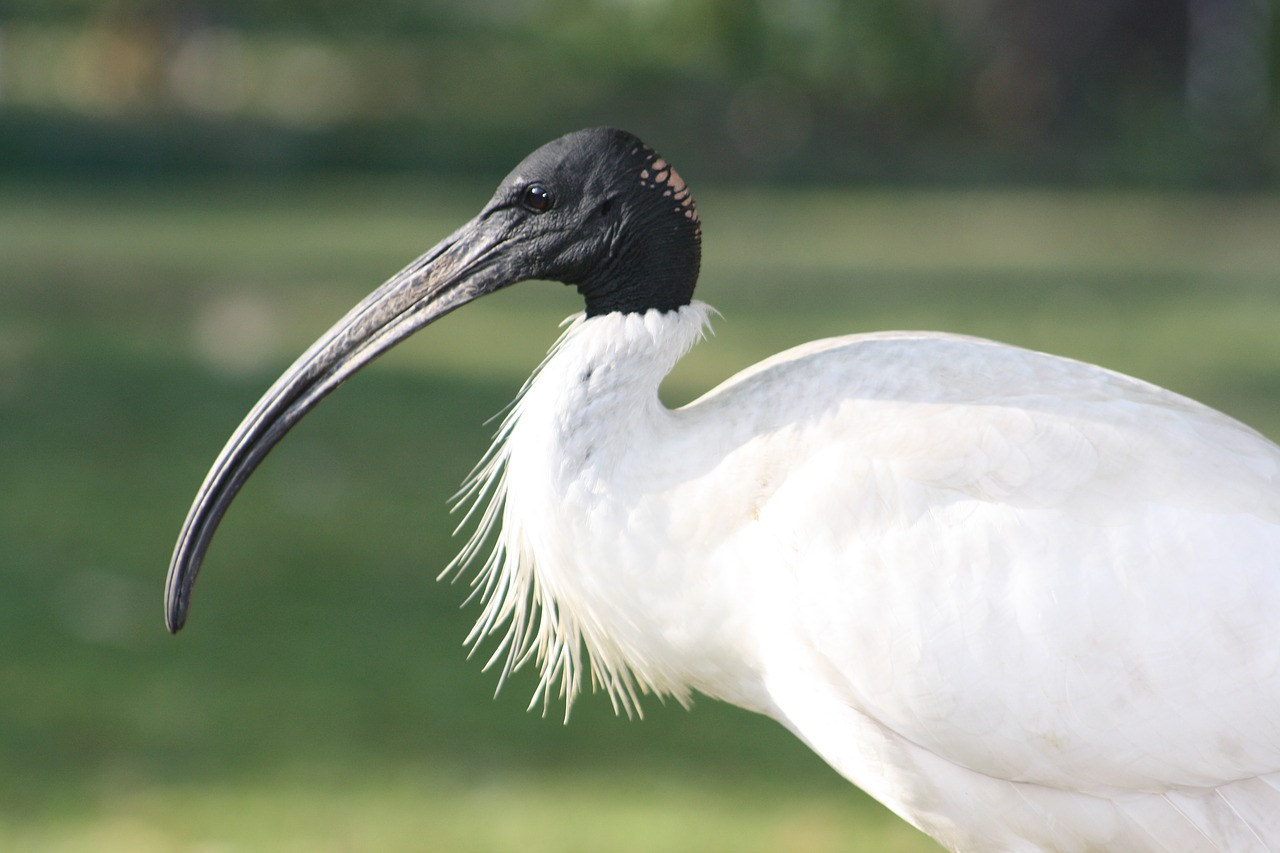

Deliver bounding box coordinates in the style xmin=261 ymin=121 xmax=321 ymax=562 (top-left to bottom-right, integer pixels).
xmin=521 ymin=184 xmax=554 ymax=213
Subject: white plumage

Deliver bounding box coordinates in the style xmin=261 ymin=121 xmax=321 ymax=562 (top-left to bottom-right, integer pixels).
xmin=166 ymin=128 xmax=1280 ymax=852
xmin=452 ymin=302 xmax=1280 ymax=851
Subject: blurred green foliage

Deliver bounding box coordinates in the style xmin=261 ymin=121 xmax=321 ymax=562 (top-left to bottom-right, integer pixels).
xmin=0 ymin=0 xmax=1275 ymax=185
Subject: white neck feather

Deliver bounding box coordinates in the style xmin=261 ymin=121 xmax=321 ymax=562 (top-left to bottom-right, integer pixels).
xmin=446 ymin=302 xmax=715 ymax=717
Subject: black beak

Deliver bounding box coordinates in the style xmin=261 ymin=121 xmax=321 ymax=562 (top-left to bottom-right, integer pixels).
xmin=165 ymin=211 xmax=519 ymax=632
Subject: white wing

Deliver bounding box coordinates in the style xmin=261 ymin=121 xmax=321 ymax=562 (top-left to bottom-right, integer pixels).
xmin=682 ymin=331 xmax=1280 ymax=850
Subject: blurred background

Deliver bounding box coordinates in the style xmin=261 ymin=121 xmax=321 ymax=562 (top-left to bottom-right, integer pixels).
xmin=1 ymin=0 xmax=1277 ymax=184
xmin=2 ymin=1 xmax=1278 ymax=851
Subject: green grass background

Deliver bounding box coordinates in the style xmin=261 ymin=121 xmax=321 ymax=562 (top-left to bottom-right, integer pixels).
xmin=2 ymin=178 xmax=1279 ymax=851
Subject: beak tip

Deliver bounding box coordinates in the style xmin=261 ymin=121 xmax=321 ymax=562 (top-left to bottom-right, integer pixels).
xmin=164 ymin=566 xmax=192 ymax=634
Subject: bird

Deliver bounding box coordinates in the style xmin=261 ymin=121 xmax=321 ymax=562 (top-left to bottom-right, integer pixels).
xmin=165 ymin=127 xmax=1280 ymax=852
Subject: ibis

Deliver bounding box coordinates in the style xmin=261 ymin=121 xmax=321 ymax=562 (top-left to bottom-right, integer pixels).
xmin=166 ymin=127 xmax=1280 ymax=852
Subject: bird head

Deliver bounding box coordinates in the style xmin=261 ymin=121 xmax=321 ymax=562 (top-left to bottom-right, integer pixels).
xmin=164 ymin=127 xmax=700 ymax=632
xmin=497 ymin=127 xmax=701 ymax=314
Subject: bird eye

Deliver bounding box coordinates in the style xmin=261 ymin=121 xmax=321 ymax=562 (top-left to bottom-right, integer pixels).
xmin=521 ymin=184 xmax=554 ymax=213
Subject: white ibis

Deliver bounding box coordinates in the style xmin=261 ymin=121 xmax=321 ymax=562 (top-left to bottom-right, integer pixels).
xmin=166 ymin=127 xmax=1280 ymax=852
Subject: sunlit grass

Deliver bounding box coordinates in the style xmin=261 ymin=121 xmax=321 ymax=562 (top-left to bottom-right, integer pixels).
xmin=2 ymin=177 xmax=1278 ymax=851
xmin=2 ymin=764 xmax=934 ymax=853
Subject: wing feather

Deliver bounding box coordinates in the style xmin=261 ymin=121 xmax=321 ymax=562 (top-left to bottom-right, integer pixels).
xmin=692 ymin=332 xmax=1280 ymax=797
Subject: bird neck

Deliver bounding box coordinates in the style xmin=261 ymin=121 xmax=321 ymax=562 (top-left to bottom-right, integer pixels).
xmin=450 ymin=303 xmax=715 ymax=716
xmin=533 ymin=303 xmax=710 ymax=444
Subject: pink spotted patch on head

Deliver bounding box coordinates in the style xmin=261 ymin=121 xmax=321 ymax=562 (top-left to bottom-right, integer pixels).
xmin=634 ymin=147 xmax=700 ymax=233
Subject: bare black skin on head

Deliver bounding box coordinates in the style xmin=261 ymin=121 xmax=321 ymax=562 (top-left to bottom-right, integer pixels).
xmin=500 ymin=127 xmax=702 ymax=314
xmin=164 ymin=128 xmax=702 ymax=631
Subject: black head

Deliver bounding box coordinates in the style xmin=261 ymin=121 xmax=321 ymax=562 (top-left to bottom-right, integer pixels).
xmin=163 ymin=128 xmax=701 ymax=632
xmin=485 ymin=127 xmax=701 ymax=315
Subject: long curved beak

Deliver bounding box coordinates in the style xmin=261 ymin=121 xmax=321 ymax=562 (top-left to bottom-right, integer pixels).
xmin=165 ymin=211 xmax=517 ymax=633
